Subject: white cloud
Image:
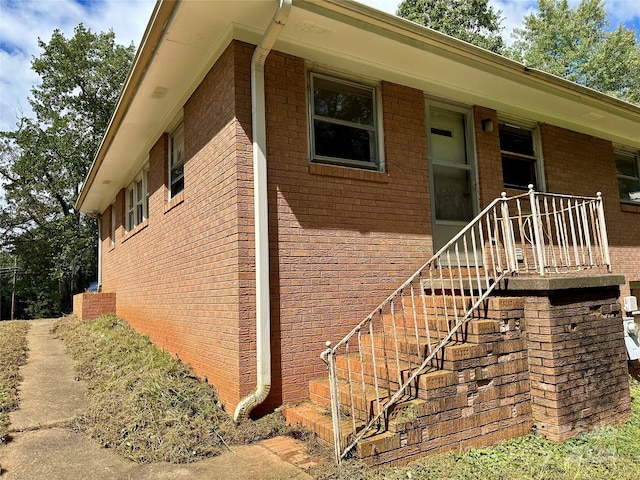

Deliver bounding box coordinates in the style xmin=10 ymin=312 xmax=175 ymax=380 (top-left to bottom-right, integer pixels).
xmin=358 ymin=0 xmax=400 ymax=14
xmin=0 ymin=49 xmax=39 ymax=130
xmin=488 ymin=0 xmax=537 ymax=45
xmin=0 ymin=0 xmax=154 ymax=132
xmin=607 ymin=0 xmax=640 ymax=30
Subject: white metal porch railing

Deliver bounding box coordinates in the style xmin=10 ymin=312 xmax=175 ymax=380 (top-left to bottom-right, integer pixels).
xmin=320 ymin=186 xmax=611 ymax=464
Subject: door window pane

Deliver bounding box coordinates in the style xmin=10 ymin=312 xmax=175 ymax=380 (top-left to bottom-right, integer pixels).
xmin=433 ymin=165 xmax=474 ymax=222
xmin=430 ymin=109 xmax=467 ymax=165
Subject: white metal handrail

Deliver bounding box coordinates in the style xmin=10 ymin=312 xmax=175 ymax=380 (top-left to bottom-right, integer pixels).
xmin=320 ymin=187 xmax=610 ymax=463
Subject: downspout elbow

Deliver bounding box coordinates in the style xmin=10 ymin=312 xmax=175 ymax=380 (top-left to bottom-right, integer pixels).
xmin=234 ymin=0 xmax=291 ymax=423
xmin=233 ymin=382 xmax=271 ymax=422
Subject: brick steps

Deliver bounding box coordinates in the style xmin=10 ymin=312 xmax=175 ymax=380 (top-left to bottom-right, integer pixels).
xmin=383 ymin=297 xmax=523 ymax=334
xmin=309 ymin=371 xmax=457 ymax=421
xmin=363 ymin=320 xmax=506 ymax=359
xmin=335 ymin=336 xmax=527 ymax=378
xmin=284 ymin=294 xmax=530 ymax=466
xmin=283 ymin=399 xmax=438 ymax=460
xmin=283 ymin=401 xmax=357 ymax=447
xmin=380 ymin=315 xmax=502 ymax=337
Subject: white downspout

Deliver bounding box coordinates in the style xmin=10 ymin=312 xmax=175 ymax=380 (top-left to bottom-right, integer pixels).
xmin=97 ymin=214 xmax=102 ymax=291
xmin=234 ymin=0 xmax=292 ymax=422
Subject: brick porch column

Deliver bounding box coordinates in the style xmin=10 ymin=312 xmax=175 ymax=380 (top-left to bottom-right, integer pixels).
xmin=501 ymin=275 xmax=631 ymax=441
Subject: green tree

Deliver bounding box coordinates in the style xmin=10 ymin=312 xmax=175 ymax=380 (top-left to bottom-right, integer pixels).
xmin=397 ymin=0 xmax=505 ymax=53
xmin=507 ymin=0 xmax=640 ymax=104
xmin=0 ymin=25 xmax=134 ymax=318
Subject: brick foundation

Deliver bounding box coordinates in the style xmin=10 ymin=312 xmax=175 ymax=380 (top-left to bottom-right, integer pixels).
xmin=73 ymin=293 xmax=117 ymax=320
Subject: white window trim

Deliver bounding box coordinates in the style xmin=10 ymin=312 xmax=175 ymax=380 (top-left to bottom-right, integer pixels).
xmin=498 ymin=118 xmax=545 ymax=191
xmin=614 ymin=148 xmax=640 ymax=204
xmin=308 ymin=72 xmax=384 ymax=171
xmin=110 ymin=201 xmax=116 ymax=245
xmin=169 ymin=123 xmax=185 ymax=199
xmin=125 ymin=170 xmax=148 ymax=232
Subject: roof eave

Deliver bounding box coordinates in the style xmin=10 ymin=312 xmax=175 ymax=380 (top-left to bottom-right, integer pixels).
xmin=76 ymin=0 xmax=178 ymax=213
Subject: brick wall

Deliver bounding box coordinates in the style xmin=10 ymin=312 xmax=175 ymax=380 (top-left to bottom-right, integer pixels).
xmin=540 ymin=124 xmax=640 ymax=297
xmin=100 ymin=41 xmax=254 ymax=412
xmin=261 ymin=51 xmax=432 ymax=411
xmin=73 ymin=293 xmax=116 ymax=320
xmin=473 ymin=106 xmax=503 ymax=206
xmin=524 ymin=286 xmax=631 ymax=441
xmin=98 ymin=38 xmax=639 ymax=417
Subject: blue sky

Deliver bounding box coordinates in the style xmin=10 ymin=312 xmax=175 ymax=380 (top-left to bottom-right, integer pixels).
xmin=1 ymin=0 xmax=639 ymax=132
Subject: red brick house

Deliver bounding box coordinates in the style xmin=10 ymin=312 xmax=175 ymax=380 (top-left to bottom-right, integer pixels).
xmin=76 ymin=0 xmax=640 ymax=464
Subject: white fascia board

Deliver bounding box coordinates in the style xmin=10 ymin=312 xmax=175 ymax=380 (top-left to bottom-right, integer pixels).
xmin=79 ymin=0 xmax=640 ymax=213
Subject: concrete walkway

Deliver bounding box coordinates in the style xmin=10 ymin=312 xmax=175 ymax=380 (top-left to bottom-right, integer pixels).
xmin=0 ymin=319 xmax=315 ymax=479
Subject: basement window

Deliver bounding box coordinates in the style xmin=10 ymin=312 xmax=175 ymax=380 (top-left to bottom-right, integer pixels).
xmin=309 ymin=73 xmax=382 ymax=170
xmin=615 ymin=149 xmax=640 ymax=204
xmin=169 ymin=123 xmax=185 ymax=198
xmin=499 ymin=122 xmax=541 ymax=190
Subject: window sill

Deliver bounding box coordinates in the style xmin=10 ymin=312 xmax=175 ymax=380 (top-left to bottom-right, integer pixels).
xmin=620 ymin=202 xmax=640 ymax=214
xmin=165 ymin=191 xmax=185 ymax=213
xmin=122 ymin=220 xmax=149 ymax=243
xmin=309 ymin=163 xmax=389 ymax=183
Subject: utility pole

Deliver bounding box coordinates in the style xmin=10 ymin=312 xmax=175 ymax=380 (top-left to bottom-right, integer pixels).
xmin=11 ymin=257 xmax=17 ymax=321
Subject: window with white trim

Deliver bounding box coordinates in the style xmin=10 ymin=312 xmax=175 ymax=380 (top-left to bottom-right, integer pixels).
xmin=309 ymin=73 xmax=381 ymax=170
xmin=615 ymin=149 xmax=640 ymax=204
xmin=126 ymin=170 xmax=148 ymax=231
xmin=169 ymin=123 xmax=185 ymax=198
xmin=499 ymin=122 xmax=542 ymax=190
xmin=110 ymin=202 xmax=116 ymax=245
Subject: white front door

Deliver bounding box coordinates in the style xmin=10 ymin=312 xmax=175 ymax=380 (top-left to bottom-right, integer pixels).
xmin=427 ymin=104 xmax=478 ymax=254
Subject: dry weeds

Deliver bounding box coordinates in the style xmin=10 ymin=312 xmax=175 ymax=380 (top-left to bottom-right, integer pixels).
xmin=53 ymin=315 xmax=309 ymax=463
xmin=0 ymin=320 xmax=30 ymax=442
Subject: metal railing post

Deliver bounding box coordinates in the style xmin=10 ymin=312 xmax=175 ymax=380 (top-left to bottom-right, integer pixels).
xmin=500 ymin=192 xmax=517 ymax=273
xmin=322 ymin=341 xmax=343 ymax=464
xmin=528 ymin=185 xmax=546 ymax=275
xmin=596 ymin=192 xmax=611 ymax=272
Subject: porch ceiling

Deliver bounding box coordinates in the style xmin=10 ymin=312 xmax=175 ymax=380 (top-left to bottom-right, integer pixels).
xmin=78 ymin=0 xmax=640 ymax=214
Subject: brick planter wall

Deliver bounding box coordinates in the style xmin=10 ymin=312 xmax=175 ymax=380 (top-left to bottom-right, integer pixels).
xmin=73 ymin=293 xmax=116 ymax=320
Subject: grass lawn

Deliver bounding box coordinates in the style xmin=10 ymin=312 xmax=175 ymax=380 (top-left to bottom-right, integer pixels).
xmin=53 ymin=315 xmax=308 ymax=463
xmin=54 ymin=314 xmax=640 ymax=478
xmin=0 ymin=320 xmax=30 ymax=443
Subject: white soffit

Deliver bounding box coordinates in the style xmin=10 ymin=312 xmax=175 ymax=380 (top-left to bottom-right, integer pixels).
xmin=79 ymin=0 xmax=640 ymax=214
xmin=278 ymin=1 xmax=638 ymax=145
